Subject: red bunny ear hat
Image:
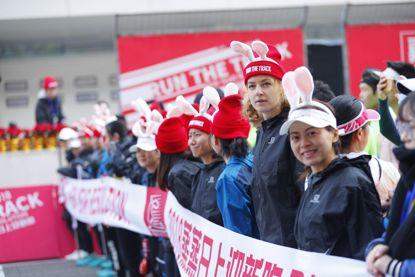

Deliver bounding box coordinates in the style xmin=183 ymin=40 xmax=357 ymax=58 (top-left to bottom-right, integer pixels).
xmin=231 ymin=40 xmax=285 ymax=83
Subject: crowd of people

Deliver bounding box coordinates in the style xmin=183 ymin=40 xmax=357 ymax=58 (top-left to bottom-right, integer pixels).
xmin=54 ymin=40 xmax=415 ymax=277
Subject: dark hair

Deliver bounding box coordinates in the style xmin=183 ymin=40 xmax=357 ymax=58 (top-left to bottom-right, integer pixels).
xmin=193 ymin=88 xmax=224 ymax=104
xmin=313 ymin=80 xmax=336 ymax=102
xmin=361 ymin=68 xmax=381 ymax=94
xmin=387 ymin=61 xmax=415 ymax=79
xmin=156 ymin=151 xmax=191 ymax=190
xmin=105 ymin=120 xmax=127 ymax=141
xmin=338 ymin=123 xmax=368 ymax=152
xmin=329 ymin=95 xmax=370 ymax=152
xmin=218 ymin=138 xmax=248 ymax=159
xmin=299 ymin=126 xmax=340 ymax=180
xmin=398 ymin=92 xmax=415 ymax=122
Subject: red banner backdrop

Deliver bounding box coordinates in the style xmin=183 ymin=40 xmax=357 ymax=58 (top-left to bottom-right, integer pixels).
xmin=346 ymin=23 xmax=415 ymax=97
xmin=0 ymin=185 xmax=74 ymax=263
xmin=117 ymin=29 xmax=304 ymax=126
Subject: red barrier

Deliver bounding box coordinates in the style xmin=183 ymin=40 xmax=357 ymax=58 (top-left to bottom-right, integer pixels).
xmin=0 ymin=185 xmax=74 ymax=263
xmin=346 ymin=23 xmax=415 ymax=97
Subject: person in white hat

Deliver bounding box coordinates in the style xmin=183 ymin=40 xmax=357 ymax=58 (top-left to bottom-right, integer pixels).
xmin=281 ymin=66 xmax=383 ymax=260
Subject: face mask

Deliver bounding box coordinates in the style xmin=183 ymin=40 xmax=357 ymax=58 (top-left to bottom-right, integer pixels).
xmin=398 ymin=94 xmax=407 ymax=106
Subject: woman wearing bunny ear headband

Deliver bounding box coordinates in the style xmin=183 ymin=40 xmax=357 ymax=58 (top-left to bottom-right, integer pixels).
xmin=207 ymin=82 xmax=259 ymax=238
xmin=155 ymin=108 xmax=203 ymax=277
xmin=231 ymin=40 xmax=302 ymax=247
xmin=176 ymin=93 xmax=226 ymax=226
xmin=128 ymin=99 xmax=162 ymax=276
xmin=282 ymin=67 xmax=383 ymax=260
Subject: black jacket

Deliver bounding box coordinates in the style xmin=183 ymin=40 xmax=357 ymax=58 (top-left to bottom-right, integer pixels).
xmin=106 ymin=137 xmax=136 ymax=178
xmin=251 ymin=109 xmax=303 ymax=247
xmin=57 ymin=148 xmax=95 ymax=179
xmin=35 ymin=97 xmax=64 ymax=124
xmin=168 ymin=158 xmax=202 ymax=209
xmin=191 ymin=160 xmax=225 ymax=226
xmin=385 ymin=146 xmax=415 ymax=260
xmin=295 ymin=156 xmax=384 ymax=260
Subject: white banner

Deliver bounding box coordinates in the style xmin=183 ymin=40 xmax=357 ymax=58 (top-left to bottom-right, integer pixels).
xmin=61 ymin=177 xmax=368 ymax=277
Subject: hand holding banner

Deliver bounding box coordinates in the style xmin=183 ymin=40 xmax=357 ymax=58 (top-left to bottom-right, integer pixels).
xmin=61 ymin=177 xmax=368 ymax=277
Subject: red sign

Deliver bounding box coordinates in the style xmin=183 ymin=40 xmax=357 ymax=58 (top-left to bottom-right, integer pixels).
xmin=117 ymin=29 xmax=304 ymax=126
xmin=346 ymin=23 xmax=415 ymax=97
xmin=143 ymin=187 xmax=168 ymax=237
xmin=0 ymin=185 xmax=74 ymax=263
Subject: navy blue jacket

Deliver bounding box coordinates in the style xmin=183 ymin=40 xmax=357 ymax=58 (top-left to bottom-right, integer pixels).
xmin=251 ymin=109 xmax=303 ymax=247
xmin=295 ymin=156 xmax=383 ymax=260
xmin=168 ymin=158 xmax=202 ymax=209
xmin=191 ymin=159 xmax=225 ymax=226
xmin=35 ymin=97 xmax=64 ymax=124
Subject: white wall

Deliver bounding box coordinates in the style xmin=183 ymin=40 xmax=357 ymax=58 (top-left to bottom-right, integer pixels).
xmin=0 ymin=51 xmax=120 ymax=128
xmin=0 ymin=0 xmax=409 ymax=20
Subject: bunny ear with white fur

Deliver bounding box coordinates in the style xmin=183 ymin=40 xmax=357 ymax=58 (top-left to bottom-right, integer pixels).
xmin=131 ymin=121 xmax=144 ymax=137
xmin=199 ymin=96 xmax=210 ymax=115
xmin=224 ymin=82 xmax=239 ymax=97
xmin=132 ymin=98 xmax=151 ymax=119
xmin=251 ymin=40 xmax=268 ymax=60
xmin=146 ymin=121 xmax=157 ymax=136
xmin=150 ymin=110 xmax=164 ymax=123
xmin=203 ymin=86 xmax=220 ymax=110
xmin=282 ymin=71 xmax=300 ymax=109
xmin=166 ymin=105 xmax=183 ymax=119
xmin=230 ymin=41 xmax=255 ymax=62
xmin=175 ymin=95 xmax=198 ymax=116
xmin=294 ymin=66 xmax=314 ymax=103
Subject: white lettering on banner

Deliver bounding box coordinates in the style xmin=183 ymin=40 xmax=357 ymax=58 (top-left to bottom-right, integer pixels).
xmin=276 ymin=41 xmax=292 ymax=60
xmin=118 ymin=41 xmax=295 ymax=127
xmin=61 ymin=177 xmax=368 ymax=277
xmin=145 ymin=193 xmax=167 ymax=237
xmin=0 ymin=191 xmax=42 ymax=234
xmin=0 ymin=192 xmax=43 ymax=217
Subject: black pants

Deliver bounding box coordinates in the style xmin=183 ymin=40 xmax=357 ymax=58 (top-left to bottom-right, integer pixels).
xmin=115 ymin=228 xmax=143 ymax=277
xmin=63 ymin=208 xmax=93 ymax=253
xmin=161 ymin=238 xmax=180 ymax=277
xmin=105 ymin=227 xmax=126 ymax=277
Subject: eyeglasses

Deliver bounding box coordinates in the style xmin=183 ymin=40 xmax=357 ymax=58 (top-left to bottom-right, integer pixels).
xmin=396 ymin=119 xmax=415 ymax=138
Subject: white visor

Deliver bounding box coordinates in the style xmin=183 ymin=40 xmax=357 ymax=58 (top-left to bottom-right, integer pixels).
xmin=280 ymin=104 xmax=337 ymax=135
xmin=397 ymin=78 xmax=415 ymax=95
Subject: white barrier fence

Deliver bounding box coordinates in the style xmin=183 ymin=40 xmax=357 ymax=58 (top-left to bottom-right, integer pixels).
xmin=61 ymin=177 xmax=368 ymax=277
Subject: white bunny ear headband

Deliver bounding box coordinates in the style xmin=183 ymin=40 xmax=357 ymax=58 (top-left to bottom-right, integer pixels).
xmin=129 ymin=98 xmax=160 ymax=152
xmin=131 ymin=98 xmax=163 ymax=138
xmin=230 ymin=40 xmax=276 ymax=64
xmin=175 ymin=93 xmax=214 ymax=133
xmin=93 ymin=102 xmax=117 ymax=125
xmin=279 ymin=66 xmax=338 ymax=135
xmin=203 ymin=82 xmax=239 ymax=114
